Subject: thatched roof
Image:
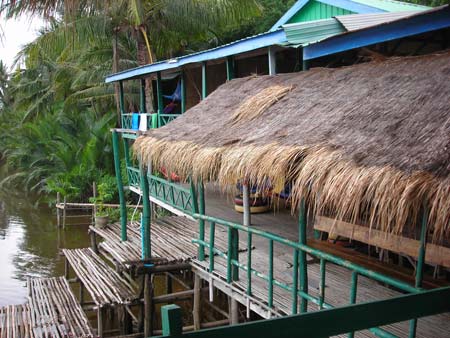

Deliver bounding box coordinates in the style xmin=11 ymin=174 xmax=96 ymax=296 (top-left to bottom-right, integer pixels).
xmin=135 ymin=51 xmax=450 ymax=242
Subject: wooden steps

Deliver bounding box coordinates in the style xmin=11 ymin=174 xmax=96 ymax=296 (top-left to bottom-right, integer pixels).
xmin=62 ymin=248 xmax=136 ymax=307
xmin=90 ymin=216 xmax=249 ymax=269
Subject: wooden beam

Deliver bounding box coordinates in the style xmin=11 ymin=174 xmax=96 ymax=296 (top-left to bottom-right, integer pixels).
xmin=314 ymin=216 xmax=450 ymax=268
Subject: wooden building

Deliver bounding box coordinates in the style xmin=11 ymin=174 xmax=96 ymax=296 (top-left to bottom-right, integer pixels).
xmin=99 ymin=2 xmax=450 ymax=338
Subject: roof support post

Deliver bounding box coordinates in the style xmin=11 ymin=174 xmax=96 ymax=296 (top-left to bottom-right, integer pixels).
xmin=139 ymin=157 xmax=151 ymax=259
xmin=268 ymin=47 xmax=277 ymax=75
xmin=298 ymin=198 xmax=308 ymax=313
xmin=112 ymin=130 xmax=127 ymax=241
xmin=140 ymin=78 xmax=147 ymax=114
xmin=197 ymin=181 xmax=206 ymax=261
xmin=156 ymin=71 xmax=163 ymax=127
xmin=181 ymin=70 xmax=186 ymax=113
xmin=226 ymin=56 xmax=235 ymax=81
xmin=202 ymin=62 xmax=207 ymax=99
xmin=409 ymin=206 xmax=429 ymax=338
xmin=243 ymin=182 xmax=251 ymax=227
xmin=119 ymin=81 xmax=125 ymax=126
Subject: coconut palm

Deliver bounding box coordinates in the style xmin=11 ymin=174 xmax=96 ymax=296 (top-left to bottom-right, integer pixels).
xmin=1 ymin=0 xmax=261 ymax=112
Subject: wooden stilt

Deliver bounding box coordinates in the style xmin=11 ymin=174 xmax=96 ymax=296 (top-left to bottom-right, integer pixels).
xmin=90 ymin=230 xmax=98 ymax=254
xmin=64 ymin=257 xmax=70 ymax=279
xmin=79 ymin=282 xmax=84 ymax=305
xmin=144 ymin=274 xmax=153 ymax=337
xmin=62 ymin=196 xmax=67 ymax=229
xmin=56 ymin=192 xmax=61 ymax=227
xmin=166 ymin=273 xmax=173 ymax=295
xmin=193 ymin=274 xmax=201 ymax=330
xmin=98 ymin=307 xmax=104 ymax=338
xmin=92 ymin=182 xmax=97 ymax=222
xmin=230 ymin=298 xmax=239 ymax=325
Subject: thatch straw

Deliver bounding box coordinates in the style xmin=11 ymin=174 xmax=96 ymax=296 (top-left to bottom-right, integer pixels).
xmin=231 ymin=85 xmax=293 ymax=124
xmin=134 ymin=51 xmax=450 ymax=242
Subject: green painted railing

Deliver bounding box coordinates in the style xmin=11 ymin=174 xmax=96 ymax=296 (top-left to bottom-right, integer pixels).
xmin=159 ymin=287 xmax=450 ymax=337
xmin=158 ymin=113 xmax=182 ymax=127
xmin=126 ymin=166 xmax=141 ymax=188
xmin=126 ymin=166 xmax=196 ymax=215
xmin=149 ymin=174 xmax=195 ymax=214
xmin=121 ymin=113 xmax=152 ymax=130
xmin=192 ymin=213 xmax=422 ymax=338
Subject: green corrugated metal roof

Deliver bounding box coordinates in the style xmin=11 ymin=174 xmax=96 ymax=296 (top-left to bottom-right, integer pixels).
xmin=283 ymin=18 xmax=345 ymax=46
xmin=351 ymin=0 xmax=429 ymax=12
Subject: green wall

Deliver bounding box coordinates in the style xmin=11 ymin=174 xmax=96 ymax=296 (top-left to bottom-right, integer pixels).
xmin=287 ymin=0 xmax=354 ymax=23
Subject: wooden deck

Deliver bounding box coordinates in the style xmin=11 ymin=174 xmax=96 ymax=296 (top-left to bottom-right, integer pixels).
xmin=192 ymin=248 xmax=450 ymax=338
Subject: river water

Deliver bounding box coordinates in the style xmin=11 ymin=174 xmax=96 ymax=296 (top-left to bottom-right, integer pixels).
xmin=0 ymin=190 xmax=90 ymax=306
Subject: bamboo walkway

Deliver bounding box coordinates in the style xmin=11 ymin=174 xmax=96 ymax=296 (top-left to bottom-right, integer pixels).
xmin=0 ymin=277 xmax=95 ymax=338
xmin=91 ymin=216 xmax=249 ymax=268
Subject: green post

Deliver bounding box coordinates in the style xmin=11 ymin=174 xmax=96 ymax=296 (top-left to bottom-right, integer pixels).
xmin=139 ymin=159 xmax=151 ymax=259
xmin=198 ymin=181 xmax=205 ymax=261
xmin=319 ymin=259 xmax=326 ymax=310
xmin=226 ymin=56 xmax=235 ymax=81
xmin=348 ymin=272 xmax=358 ymax=338
xmin=209 ymin=221 xmax=215 ymax=272
xmin=161 ymin=304 xmax=182 ymax=336
xmin=201 ymin=62 xmax=207 ymax=100
xmin=409 ymin=207 xmax=429 ymax=338
xmin=181 ymin=70 xmax=186 ymax=113
xmin=291 ymin=249 xmax=299 ymax=314
xmin=140 ymin=78 xmax=146 ymax=114
xmin=112 ymin=130 xmax=127 ymax=241
xmin=156 ymin=71 xmax=163 ymax=125
xmin=299 ymin=199 xmax=308 ymax=313
xmin=268 ymin=239 xmax=274 ymax=308
xmin=231 ymin=228 xmax=239 ymax=281
xmin=247 ymin=232 xmax=252 ymax=296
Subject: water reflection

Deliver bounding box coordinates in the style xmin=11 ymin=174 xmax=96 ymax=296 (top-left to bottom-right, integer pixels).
xmin=0 ymin=191 xmax=90 ymax=306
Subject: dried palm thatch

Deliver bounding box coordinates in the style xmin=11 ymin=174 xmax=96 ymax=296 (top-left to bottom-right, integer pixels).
xmin=134 ymin=51 xmax=450 ymax=242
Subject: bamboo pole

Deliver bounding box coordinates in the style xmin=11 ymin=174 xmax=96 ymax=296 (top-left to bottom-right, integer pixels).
xmin=243 ymin=182 xmax=251 ymax=227
xmin=62 ymin=196 xmax=67 ymax=229
xmin=193 ymin=274 xmax=201 ymax=330
xmin=93 ymin=182 xmax=97 ymax=221
xmin=56 ymin=192 xmax=61 ymax=227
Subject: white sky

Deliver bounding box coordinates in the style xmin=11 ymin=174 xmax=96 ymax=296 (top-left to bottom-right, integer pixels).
xmin=0 ymin=15 xmax=45 ymax=71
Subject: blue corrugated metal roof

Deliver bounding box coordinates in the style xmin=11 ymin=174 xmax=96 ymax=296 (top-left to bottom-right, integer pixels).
xmin=105 ymin=29 xmax=286 ymax=83
xmin=282 ymin=18 xmax=345 ymax=46
xmin=269 ymin=0 xmax=430 ymax=31
xmin=303 ymin=5 xmax=450 ymax=60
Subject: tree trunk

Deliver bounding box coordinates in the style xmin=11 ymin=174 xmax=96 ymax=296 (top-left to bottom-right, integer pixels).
xmin=112 ymin=32 xmax=122 ymax=126
xmin=136 ymin=28 xmax=156 ymax=114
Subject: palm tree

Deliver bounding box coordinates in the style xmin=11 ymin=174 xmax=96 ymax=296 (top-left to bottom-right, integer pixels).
xmin=0 ymin=60 xmax=8 ymax=107
xmin=1 ymin=0 xmax=261 ymax=113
